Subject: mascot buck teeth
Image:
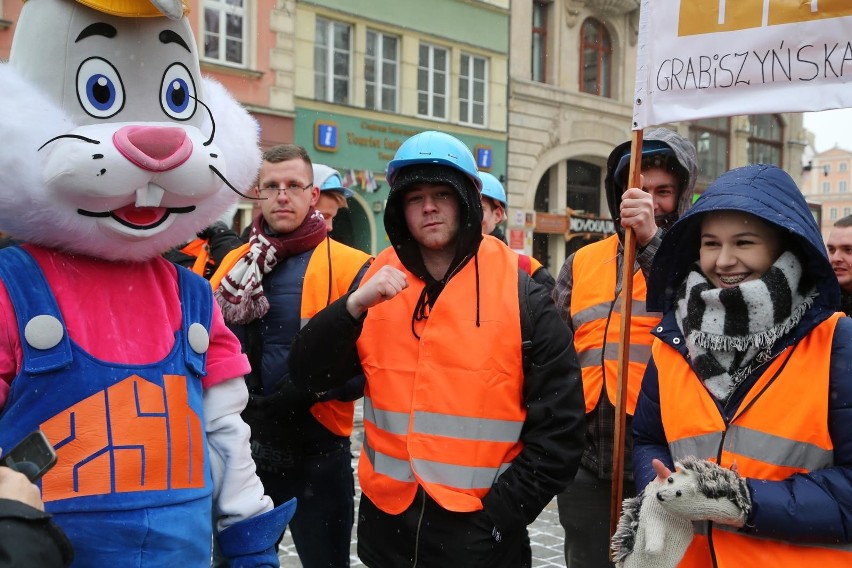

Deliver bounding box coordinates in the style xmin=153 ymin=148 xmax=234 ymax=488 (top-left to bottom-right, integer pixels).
xmin=0 ymin=0 xmax=294 ymax=565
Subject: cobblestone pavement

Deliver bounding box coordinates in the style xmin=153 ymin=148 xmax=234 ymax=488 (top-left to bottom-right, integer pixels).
xmin=278 ymin=402 xmax=567 ymax=567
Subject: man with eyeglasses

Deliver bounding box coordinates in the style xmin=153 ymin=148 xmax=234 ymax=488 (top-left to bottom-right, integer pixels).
xmin=211 ymin=144 xmax=372 ymax=567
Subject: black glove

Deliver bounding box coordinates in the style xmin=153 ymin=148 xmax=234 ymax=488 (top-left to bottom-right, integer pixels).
xmin=241 ymin=381 xmax=319 ymax=431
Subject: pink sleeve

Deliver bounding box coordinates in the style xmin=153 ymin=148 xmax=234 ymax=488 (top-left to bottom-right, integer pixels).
xmin=0 ymin=280 xmax=22 ymax=409
xmin=202 ymin=299 xmax=250 ymax=390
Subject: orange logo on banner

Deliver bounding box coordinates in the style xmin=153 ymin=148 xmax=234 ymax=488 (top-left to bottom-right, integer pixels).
xmin=679 ymin=0 xmax=852 ymax=37
xmin=39 ymin=374 xmax=205 ymax=502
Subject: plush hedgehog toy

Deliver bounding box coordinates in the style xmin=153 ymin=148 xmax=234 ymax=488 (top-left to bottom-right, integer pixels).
xmin=0 ymin=0 xmax=294 ymax=566
xmin=611 ymin=457 xmax=751 ymax=568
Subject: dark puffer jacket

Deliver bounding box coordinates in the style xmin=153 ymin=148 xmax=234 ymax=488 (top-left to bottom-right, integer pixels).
xmin=634 ymin=164 xmax=852 ymax=544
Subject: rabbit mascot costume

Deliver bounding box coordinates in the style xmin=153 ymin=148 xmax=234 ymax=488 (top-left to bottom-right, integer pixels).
xmin=0 ymin=0 xmax=295 ymax=565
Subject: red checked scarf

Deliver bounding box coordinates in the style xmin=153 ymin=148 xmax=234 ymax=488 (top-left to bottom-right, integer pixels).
xmin=216 ymin=209 xmax=327 ymax=324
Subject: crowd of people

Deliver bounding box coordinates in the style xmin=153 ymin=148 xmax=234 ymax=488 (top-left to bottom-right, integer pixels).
xmin=4 ymin=128 xmax=852 ymax=568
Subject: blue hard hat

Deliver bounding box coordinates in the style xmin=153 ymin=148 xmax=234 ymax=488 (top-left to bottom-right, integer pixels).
xmin=479 ymin=172 xmax=507 ymax=208
xmin=386 ymin=131 xmax=482 ymax=191
xmin=313 ymin=164 xmax=353 ymax=198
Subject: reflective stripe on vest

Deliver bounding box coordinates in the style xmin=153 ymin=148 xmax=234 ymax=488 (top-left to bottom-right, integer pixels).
xmin=570 ymin=235 xmax=660 ymax=414
xmin=356 ymin=239 xmax=526 ymax=514
xmin=654 ymin=312 xmax=851 ymax=566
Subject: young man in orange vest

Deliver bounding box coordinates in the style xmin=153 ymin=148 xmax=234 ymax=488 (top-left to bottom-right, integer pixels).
xmin=552 ymin=128 xmax=698 ymax=567
xmin=211 ymin=144 xmax=372 ymax=567
xmin=290 ymin=131 xmax=586 ymax=566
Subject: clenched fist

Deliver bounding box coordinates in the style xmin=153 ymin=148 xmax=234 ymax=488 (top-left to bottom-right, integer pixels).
xmin=347 ymin=265 xmax=408 ymax=318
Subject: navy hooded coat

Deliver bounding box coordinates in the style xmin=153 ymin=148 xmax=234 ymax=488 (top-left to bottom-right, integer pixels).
xmin=633 ymin=164 xmax=852 ymax=544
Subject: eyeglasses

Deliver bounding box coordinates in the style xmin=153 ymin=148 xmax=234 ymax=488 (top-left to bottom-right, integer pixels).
xmin=257 ymin=183 xmax=313 ymax=198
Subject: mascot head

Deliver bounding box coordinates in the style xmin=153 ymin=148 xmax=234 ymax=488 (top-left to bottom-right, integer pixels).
xmin=0 ymin=0 xmax=260 ymax=261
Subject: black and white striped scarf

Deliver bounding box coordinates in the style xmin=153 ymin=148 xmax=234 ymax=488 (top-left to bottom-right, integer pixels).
xmin=674 ymin=251 xmax=816 ymax=401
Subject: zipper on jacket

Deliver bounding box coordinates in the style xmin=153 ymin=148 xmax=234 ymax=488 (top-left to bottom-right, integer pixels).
xmin=412 ymin=487 xmax=427 ymax=568
xmin=705 ymin=344 xmax=796 ymax=568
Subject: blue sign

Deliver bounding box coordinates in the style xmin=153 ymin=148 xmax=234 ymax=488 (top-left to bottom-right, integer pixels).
xmin=315 ymin=121 xmax=338 ymax=152
xmin=475 ymin=145 xmax=492 ymax=170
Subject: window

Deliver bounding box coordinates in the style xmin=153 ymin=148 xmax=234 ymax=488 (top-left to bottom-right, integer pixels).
xmin=831 ymin=207 xmax=838 ymax=221
xmin=315 ymin=18 xmax=351 ymax=104
xmin=825 ymin=163 xmax=832 ymax=173
xmin=365 ymin=30 xmax=399 ymax=112
xmin=580 ymin=18 xmax=611 ymax=97
xmin=418 ymin=43 xmax=449 ymax=120
xmin=459 ymin=53 xmax=488 ymax=127
xmin=823 ymin=182 xmax=831 ymax=193
xmin=840 ymin=163 xmax=848 ymax=172
xmin=689 ymin=118 xmax=730 ymax=186
xmin=841 ymin=181 xmax=848 ymax=193
xmin=532 ymin=1 xmax=548 ymax=82
xmin=203 ymin=0 xmax=247 ymax=66
xmin=845 ymin=207 xmax=851 ymax=217
xmin=747 ymin=115 xmax=783 ymax=166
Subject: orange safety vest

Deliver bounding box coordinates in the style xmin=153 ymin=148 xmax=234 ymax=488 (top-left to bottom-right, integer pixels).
xmin=570 ymin=234 xmax=660 ymax=415
xmin=356 ymin=238 xmax=526 ymax=514
xmin=654 ymin=312 xmax=852 ymax=566
xmin=180 ymin=237 xmax=211 ymax=277
xmin=211 ymin=238 xmax=371 ymax=437
xmin=517 ymin=253 xmax=542 ymax=276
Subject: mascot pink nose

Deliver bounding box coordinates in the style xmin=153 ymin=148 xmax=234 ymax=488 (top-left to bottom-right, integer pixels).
xmin=113 ymin=125 xmax=193 ymax=172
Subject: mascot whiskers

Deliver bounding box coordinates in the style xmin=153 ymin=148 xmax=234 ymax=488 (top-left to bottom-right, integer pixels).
xmin=0 ymin=0 xmax=294 ymax=565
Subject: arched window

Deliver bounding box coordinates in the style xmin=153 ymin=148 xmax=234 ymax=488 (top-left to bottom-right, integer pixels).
xmin=747 ymin=115 xmax=783 ymax=166
xmin=580 ymin=18 xmax=611 ymax=97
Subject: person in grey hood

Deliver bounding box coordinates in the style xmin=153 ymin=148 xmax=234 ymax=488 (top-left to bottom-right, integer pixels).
xmin=289 ymin=131 xmax=586 ymax=567
xmin=553 ymin=127 xmax=698 ymax=567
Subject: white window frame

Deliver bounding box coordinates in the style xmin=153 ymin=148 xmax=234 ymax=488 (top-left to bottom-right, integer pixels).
xmin=365 ymin=29 xmax=399 ymax=113
xmin=840 ymin=162 xmax=848 ymax=172
xmin=201 ymin=0 xmax=248 ymax=68
xmin=841 ymin=181 xmax=848 ymax=193
xmin=315 ymin=17 xmax=352 ymax=104
xmin=459 ymin=53 xmax=488 ymax=127
xmin=831 ymin=207 xmax=838 ymax=220
xmin=417 ymin=43 xmax=449 ymax=121
xmin=823 ymin=181 xmax=831 ymax=193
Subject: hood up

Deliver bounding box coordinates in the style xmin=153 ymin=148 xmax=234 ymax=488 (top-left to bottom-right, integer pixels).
xmin=604 ymin=127 xmax=698 ymax=240
xmin=383 ymin=163 xmax=483 ymax=283
xmin=646 ymin=164 xmax=839 ymax=313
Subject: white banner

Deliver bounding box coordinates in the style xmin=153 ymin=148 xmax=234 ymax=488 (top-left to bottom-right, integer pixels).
xmin=633 ymin=0 xmax=852 ymax=128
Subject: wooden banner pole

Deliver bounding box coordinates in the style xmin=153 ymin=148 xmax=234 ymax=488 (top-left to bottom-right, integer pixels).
xmin=609 ymin=128 xmax=644 ymax=539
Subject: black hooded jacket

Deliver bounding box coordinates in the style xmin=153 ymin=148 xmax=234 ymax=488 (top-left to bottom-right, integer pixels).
xmin=290 ymin=162 xmax=586 ymax=544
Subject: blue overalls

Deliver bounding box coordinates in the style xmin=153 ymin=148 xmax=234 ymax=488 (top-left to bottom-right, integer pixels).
xmin=0 ymin=246 xmax=215 ymax=567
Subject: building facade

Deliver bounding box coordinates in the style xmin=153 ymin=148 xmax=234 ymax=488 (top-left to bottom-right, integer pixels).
xmin=290 ymin=0 xmax=509 ymax=254
xmin=801 ymin=146 xmax=852 ymax=240
xmin=1 ymin=0 xmax=814 ymax=260
xmin=507 ymin=0 xmax=810 ymax=272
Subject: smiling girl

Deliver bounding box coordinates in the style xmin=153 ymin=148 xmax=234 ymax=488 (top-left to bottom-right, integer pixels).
xmin=631 ymin=164 xmax=852 ymax=566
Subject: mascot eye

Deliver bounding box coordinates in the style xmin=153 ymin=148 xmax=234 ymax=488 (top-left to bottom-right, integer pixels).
xmin=160 ymin=63 xmax=197 ymax=121
xmin=76 ymin=58 xmax=125 ymax=118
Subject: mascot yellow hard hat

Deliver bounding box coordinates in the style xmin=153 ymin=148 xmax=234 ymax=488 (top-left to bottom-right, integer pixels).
xmin=23 ymin=0 xmax=189 ymax=19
